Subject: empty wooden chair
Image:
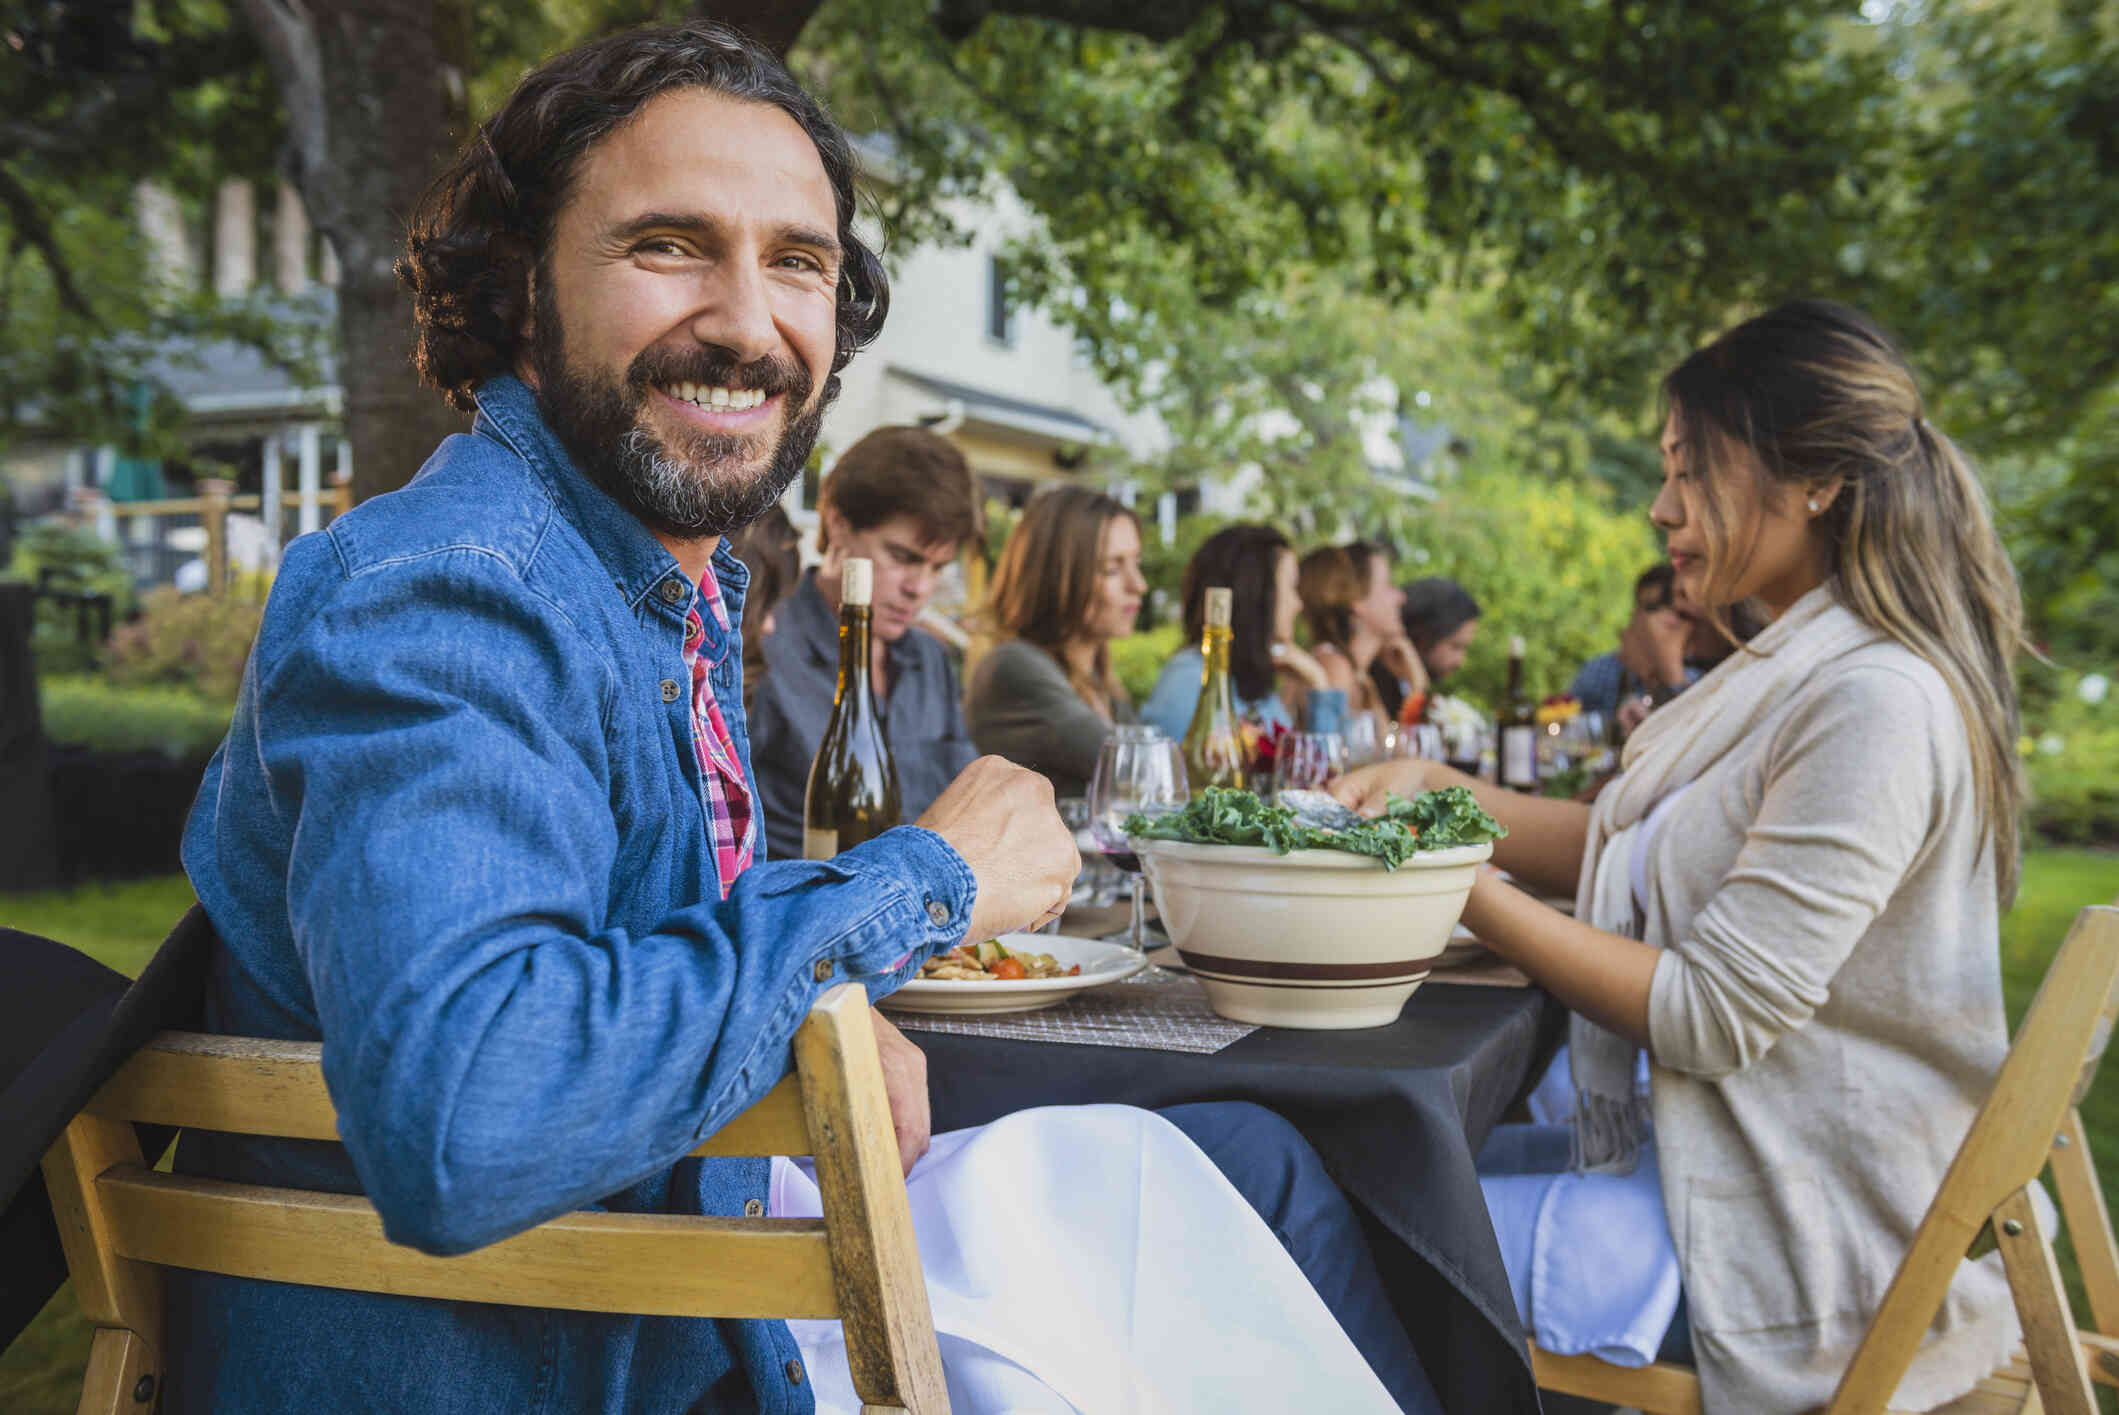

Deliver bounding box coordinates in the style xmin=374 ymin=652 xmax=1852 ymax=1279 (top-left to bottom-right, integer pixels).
xmin=1530 ymin=902 xmax=2119 ymax=1415
xmin=43 ymin=982 xmax=949 ymax=1415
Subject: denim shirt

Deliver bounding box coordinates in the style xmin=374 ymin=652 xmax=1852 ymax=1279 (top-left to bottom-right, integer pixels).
xmin=173 ymin=375 xmax=978 ymax=1414
xmin=749 ymin=570 xmax=980 ymax=862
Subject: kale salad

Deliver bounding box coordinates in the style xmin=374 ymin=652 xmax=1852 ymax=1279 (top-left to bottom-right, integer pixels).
xmin=1125 ymin=785 xmax=1505 ymax=870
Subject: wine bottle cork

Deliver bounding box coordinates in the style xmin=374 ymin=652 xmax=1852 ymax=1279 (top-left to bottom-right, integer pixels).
xmin=842 ymin=557 xmax=873 ymax=606
xmin=1205 ymin=587 xmax=1233 ymax=627
xmin=1509 ymin=633 xmax=1526 ymax=656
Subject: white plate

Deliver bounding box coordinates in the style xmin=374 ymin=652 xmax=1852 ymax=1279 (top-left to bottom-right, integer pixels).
xmin=880 ymin=933 xmax=1145 ymax=1015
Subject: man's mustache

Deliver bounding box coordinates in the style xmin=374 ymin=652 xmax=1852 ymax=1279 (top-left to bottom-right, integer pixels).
xmin=628 ymin=348 xmax=807 ymax=400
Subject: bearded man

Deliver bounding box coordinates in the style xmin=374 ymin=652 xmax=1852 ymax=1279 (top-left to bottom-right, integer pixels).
xmin=170 ymin=22 xmax=1438 ymax=1414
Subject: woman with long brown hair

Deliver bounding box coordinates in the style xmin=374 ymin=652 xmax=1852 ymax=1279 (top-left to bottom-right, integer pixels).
xmin=1298 ymin=542 xmax=1427 ymax=728
xmin=966 ymin=484 xmax=1148 ymax=797
xmin=1139 ymin=524 xmax=1333 ymax=741
xmin=1336 ymin=300 xmax=2028 ymax=1411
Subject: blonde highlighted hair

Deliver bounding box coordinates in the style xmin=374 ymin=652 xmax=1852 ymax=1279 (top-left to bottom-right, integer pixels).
xmin=985 ymin=484 xmax=1139 ymax=713
xmin=1665 ymin=299 xmax=2029 ymax=901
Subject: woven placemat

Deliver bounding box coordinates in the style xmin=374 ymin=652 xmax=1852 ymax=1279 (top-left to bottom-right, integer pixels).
xmin=885 ymin=969 xmax=1259 ymax=1055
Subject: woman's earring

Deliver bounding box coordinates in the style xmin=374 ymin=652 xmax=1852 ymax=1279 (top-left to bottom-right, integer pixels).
xmin=1808 ymin=497 xmax=1821 ymax=513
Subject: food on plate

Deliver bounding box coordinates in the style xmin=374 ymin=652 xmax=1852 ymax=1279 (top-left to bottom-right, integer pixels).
xmin=918 ymin=937 xmax=1081 ymax=982
xmin=1123 ymin=784 xmax=1505 ymax=869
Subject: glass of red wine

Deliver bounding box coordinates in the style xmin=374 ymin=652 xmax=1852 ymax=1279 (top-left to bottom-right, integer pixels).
xmin=1088 ymin=725 xmax=1189 ymax=954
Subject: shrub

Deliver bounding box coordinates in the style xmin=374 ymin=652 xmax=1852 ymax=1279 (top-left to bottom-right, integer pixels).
xmin=2023 ymin=667 xmax=2119 ymax=846
xmin=2 ymin=520 xmax=136 ymax=674
xmin=38 ymin=676 xmax=234 ymax=759
xmin=1393 ymin=462 xmax=1663 ymax=711
xmin=103 ymin=586 xmax=263 ymax=702
xmin=1112 ymin=623 xmax=1185 ymax=705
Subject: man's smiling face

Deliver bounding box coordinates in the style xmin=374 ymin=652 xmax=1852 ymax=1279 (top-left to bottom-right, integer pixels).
xmin=524 ymin=86 xmax=843 ymax=539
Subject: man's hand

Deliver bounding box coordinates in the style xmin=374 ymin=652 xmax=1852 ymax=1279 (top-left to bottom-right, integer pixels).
xmin=869 ymin=1009 xmax=930 ymax=1178
xmin=1618 ymin=605 xmax=1690 ymax=690
xmin=916 ymin=756 xmax=1078 ymax=945
xmin=1328 ymin=759 xmax=1434 ymax=817
xmin=1617 ymin=693 xmax=1653 ymax=738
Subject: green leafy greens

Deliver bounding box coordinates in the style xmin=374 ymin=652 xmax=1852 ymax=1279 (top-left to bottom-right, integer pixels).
xmin=1125 ymin=786 xmax=1504 ymax=870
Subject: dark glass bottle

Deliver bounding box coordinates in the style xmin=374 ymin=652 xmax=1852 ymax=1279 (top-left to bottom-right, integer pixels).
xmin=1496 ymin=634 xmax=1541 ymax=792
xmin=803 ymin=558 xmax=902 ymax=857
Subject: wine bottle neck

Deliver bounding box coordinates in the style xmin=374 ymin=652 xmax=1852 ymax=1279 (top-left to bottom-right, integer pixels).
xmin=1199 ymin=623 xmax=1232 ymax=675
xmin=836 ymin=606 xmax=873 ymax=706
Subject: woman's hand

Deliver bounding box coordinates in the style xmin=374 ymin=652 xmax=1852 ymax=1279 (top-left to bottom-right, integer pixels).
xmin=1376 ymin=636 xmax=1430 ymax=697
xmin=1271 ymin=640 xmax=1333 ymax=691
xmin=1327 ymin=758 xmax=1434 ymax=816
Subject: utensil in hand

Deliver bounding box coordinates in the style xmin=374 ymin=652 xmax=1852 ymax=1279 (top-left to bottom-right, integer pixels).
xmin=1088 ymin=725 xmax=1188 ymax=953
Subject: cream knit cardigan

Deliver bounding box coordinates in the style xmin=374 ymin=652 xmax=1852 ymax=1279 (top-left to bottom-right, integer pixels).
xmin=1611 ymin=587 xmax=2018 ymax=1412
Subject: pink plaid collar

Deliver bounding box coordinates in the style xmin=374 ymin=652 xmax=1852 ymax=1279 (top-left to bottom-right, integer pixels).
xmin=680 ymin=564 xmax=753 ymax=897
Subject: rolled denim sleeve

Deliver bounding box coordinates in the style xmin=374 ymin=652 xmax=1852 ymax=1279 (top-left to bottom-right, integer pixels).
xmin=255 ymin=550 xmax=975 ymax=1255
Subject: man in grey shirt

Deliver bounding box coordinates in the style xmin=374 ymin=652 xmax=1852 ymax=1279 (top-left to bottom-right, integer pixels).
xmin=750 ymin=426 xmax=982 ymax=860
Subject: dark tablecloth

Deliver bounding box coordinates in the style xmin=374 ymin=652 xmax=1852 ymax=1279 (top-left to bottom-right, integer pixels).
xmin=910 ymin=981 xmax=1567 ymax=1415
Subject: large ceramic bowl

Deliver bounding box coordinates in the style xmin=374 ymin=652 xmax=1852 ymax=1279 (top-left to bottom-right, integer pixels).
xmin=1135 ymin=837 xmax=1492 ymax=1029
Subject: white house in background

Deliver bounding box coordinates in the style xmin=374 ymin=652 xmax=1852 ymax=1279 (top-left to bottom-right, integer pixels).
xmin=1 ymin=178 xmax=347 ymax=588
xmin=806 ymin=181 xmax=1169 ymax=538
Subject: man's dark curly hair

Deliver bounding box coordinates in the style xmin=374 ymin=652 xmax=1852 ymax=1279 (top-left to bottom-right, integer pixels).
xmin=396 ymin=22 xmax=889 ymax=412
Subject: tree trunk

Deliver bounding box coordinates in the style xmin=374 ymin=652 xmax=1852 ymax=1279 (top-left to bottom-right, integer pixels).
xmin=235 ymin=0 xmax=467 ymax=505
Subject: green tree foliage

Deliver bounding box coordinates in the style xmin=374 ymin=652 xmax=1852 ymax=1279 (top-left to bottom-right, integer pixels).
xmin=0 ymin=0 xmax=316 ymax=456
xmin=1392 ymin=459 xmax=1662 ymax=710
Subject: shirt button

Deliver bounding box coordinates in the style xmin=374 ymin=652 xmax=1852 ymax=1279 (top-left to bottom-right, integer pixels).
xmin=743 ymin=1198 xmax=765 ymax=1218
xmin=660 ymin=679 xmax=681 ymax=703
xmin=926 ymin=900 xmax=950 ymax=928
xmin=658 ymin=578 xmax=685 ymax=604
xmin=784 ymin=1359 xmax=804 ymax=1385
xmin=813 ymin=959 xmax=835 ymax=982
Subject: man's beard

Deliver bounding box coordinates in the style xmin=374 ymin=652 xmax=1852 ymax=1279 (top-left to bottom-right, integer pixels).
xmin=528 ymin=292 xmax=832 ymax=541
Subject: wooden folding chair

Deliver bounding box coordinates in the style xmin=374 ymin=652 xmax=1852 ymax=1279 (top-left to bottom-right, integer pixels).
xmin=1530 ymin=902 xmax=2119 ymax=1415
xmin=42 ymin=982 xmax=949 ymax=1415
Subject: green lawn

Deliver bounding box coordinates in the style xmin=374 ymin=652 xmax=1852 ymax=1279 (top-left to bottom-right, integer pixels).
xmin=5 ymin=856 xmax=2117 ymax=1411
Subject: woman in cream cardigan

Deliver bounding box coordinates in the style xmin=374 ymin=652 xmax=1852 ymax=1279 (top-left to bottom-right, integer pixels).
xmin=1334 ymin=300 xmax=2028 ymax=1413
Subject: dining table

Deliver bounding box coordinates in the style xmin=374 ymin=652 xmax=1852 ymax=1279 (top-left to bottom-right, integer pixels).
xmin=893 ymin=951 xmax=1568 ymax=1415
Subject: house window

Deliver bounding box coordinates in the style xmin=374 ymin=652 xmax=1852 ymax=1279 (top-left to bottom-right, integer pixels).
xmin=985 ymin=256 xmax=1016 ymax=347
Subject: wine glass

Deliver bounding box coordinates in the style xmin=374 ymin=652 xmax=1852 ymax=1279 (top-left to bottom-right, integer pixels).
xmin=1342 ymin=712 xmax=1382 ymax=767
xmin=1088 ymin=725 xmax=1189 ymax=954
xmin=1397 ymin=721 xmax=1445 ymax=763
xmin=1270 ymin=731 xmax=1346 ymax=798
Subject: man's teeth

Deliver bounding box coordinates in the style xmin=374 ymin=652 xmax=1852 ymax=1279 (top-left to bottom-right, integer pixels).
xmin=664 ymin=383 xmax=767 ymax=411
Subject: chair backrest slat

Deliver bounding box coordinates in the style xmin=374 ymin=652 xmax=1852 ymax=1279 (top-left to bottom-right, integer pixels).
xmin=51 ymin=979 xmax=950 ymax=1412
xmin=86 ymin=1031 xmax=813 ymax=1158
xmin=1826 ymin=905 xmax=2119 ymax=1413
xmin=99 ymin=1165 xmax=842 ymax=1318
xmin=798 ymin=989 xmax=950 ymax=1409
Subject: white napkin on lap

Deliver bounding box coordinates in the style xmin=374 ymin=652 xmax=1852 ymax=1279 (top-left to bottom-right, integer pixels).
xmin=774 ymin=1105 xmax=1399 ymax=1415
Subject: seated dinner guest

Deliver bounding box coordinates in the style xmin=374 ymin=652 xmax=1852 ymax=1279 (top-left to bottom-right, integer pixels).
xmin=750 ymin=425 xmax=981 ymax=860
xmin=1338 ymin=541 xmax=1430 ymax=721
xmin=173 ymin=24 xmax=1438 ymax=1413
xmin=1335 ymin=299 xmax=2029 ymax=1413
xmin=1141 ymin=523 xmax=1330 ymax=741
xmin=727 ymin=500 xmax=800 ymax=716
xmin=964 ymin=485 xmax=1147 ymax=798
xmin=1297 ymin=542 xmax=1422 ymax=730
xmin=1568 ymin=561 xmax=1700 ymax=720
xmin=1397 ymin=576 xmax=1480 ymax=703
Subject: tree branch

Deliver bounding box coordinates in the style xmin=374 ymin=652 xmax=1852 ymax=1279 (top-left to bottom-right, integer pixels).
xmin=0 ymin=162 xmax=96 ymax=324
xmin=689 ymin=0 xmax=827 ymax=57
xmin=932 ymin=0 xmax=1216 ymax=44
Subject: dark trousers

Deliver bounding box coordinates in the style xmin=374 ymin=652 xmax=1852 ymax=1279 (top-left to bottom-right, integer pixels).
xmin=1158 ymin=1101 xmax=1444 ymax=1415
